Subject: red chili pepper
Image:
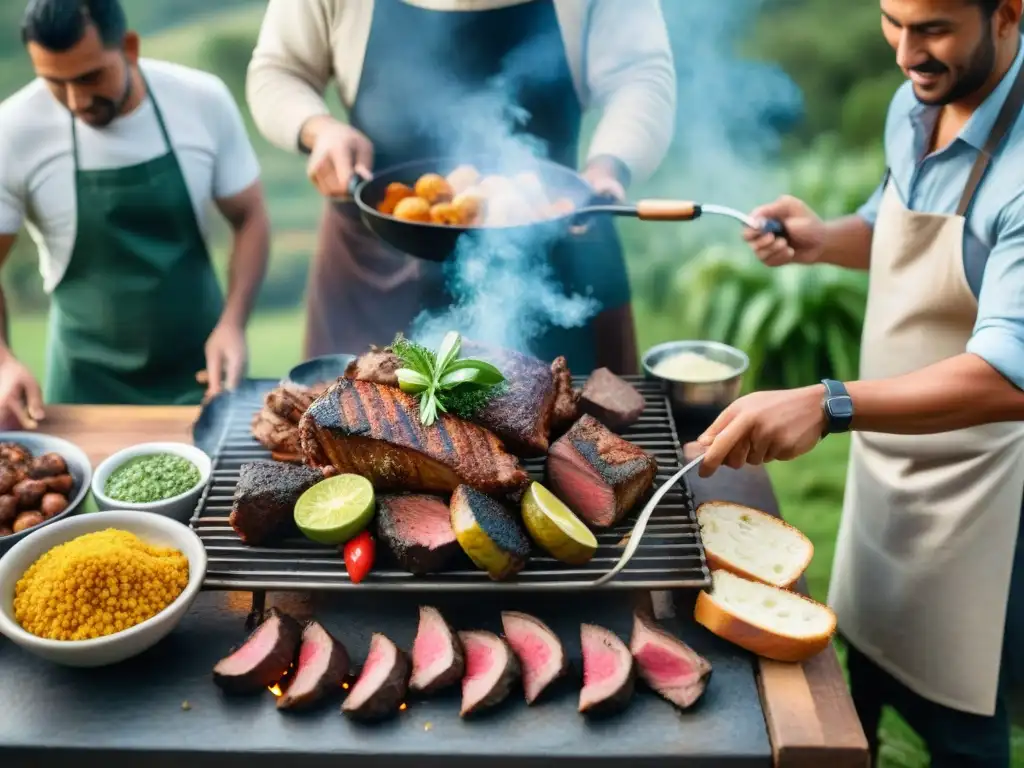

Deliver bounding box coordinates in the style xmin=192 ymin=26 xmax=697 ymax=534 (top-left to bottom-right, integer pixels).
xmin=344 ymin=530 xmax=375 ymax=584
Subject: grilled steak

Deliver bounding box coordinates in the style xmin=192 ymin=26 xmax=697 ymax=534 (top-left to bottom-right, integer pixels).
xmin=299 ymin=378 xmax=529 ymax=497
xmin=410 ymin=605 xmax=465 ymax=694
xmin=265 ymin=382 xmax=318 ymax=423
xmin=213 ymin=608 xmax=302 ymax=695
xmin=251 ymin=408 xmax=301 ymax=457
xmin=579 ymin=367 xmax=645 ymax=431
xmin=579 ymin=623 xmax=635 ymax=715
xmin=376 ymin=494 xmax=461 ymax=575
xmin=549 ymin=355 xmax=581 ymax=435
xmin=343 ymin=346 xmax=401 ymax=386
xmin=277 ymin=620 xmax=351 ymax=711
xmin=458 ymin=630 xmax=521 ymax=717
xmin=546 ymin=414 xmax=658 ymax=528
xmin=630 ymin=611 xmax=711 ymax=710
xmin=501 ymin=611 xmax=568 ymax=705
xmin=230 ymin=461 xmax=325 ymax=545
xmin=342 ymin=632 xmax=411 ymax=721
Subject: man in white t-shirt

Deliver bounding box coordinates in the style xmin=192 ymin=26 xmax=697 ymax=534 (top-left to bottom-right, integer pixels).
xmin=0 ymin=0 xmax=270 ymax=424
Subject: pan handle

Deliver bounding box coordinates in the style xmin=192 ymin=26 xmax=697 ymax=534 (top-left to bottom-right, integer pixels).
xmin=346 ymin=169 xmax=372 ymax=199
xmin=635 ymin=200 xmax=698 ymax=221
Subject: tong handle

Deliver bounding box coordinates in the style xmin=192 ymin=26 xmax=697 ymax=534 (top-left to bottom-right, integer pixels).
xmin=759 ymin=217 xmax=789 ymax=241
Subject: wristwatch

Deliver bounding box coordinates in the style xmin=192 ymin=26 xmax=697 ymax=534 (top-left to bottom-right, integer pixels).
xmin=820 ymin=379 xmax=854 ymax=436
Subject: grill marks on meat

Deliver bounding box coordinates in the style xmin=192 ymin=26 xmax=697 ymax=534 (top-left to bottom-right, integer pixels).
xmin=299 ymin=378 xmax=529 ymax=497
xmin=251 ymin=382 xmax=328 ymax=460
xmin=546 ymin=415 xmax=658 ymax=528
xmin=230 ymin=461 xmax=325 ymax=545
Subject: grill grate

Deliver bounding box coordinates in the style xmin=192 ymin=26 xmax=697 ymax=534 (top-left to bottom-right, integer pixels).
xmin=189 ymin=376 xmax=710 ymax=592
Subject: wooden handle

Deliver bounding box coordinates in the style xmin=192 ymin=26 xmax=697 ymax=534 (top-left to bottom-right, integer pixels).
xmin=636 ymin=199 xmax=697 ymax=221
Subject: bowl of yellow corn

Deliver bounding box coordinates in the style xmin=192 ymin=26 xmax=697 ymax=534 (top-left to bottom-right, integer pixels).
xmin=0 ymin=510 xmax=207 ymax=667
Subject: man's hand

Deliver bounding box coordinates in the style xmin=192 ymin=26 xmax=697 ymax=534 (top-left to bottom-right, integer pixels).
xmin=203 ymin=322 xmax=248 ymax=400
xmin=582 ymin=164 xmax=626 ymax=203
xmin=0 ymin=354 xmax=44 ymax=430
xmin=743 ymin=195 xmax=827 ymax=267
xmin=691 ymin=385 xmax=826 ymax=477
xmin=303 ymin=117 xmax=374 ymax=199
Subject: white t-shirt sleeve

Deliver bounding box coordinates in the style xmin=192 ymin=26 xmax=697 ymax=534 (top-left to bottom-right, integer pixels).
xmin=0 ymin=141 xmax=25 ymax=234
xmin=208 ymin=78 xmax=261 ymax=200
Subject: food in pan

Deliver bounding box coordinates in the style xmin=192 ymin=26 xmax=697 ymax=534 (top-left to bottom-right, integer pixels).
xmin=410 ymin=605 xmax=465 ymax=695
xmin=500 ymin=611 xmax=568 ymax=705
xmin=578 ymin=623 xmax=635 ymax=716
xmin=546 ymin=414 xmax=658 ymax=528
xmin=0 ymin=442 xmax=77 ymax=537
xmin=14 ymin=529 xmax=189 ymax=641
xmin=229 ymin=461 xmax=326 ymax=546
xmin=213 ymin=607 xmax=303 ymax=694
xmin=341 ymin=632 xmax=411 ymax=721
xmin=630 ymin=611 xmax=711 ymax=710
xmin=293 ymin=473 xmax=376 ymax=546
xmin=520 ymin=481 xmax=597 ymax=566
xmin=376 ymin=494 xmax=461 ymax=575
xmin=103 ymin=453 xmax=201 ymax=504
xmin=694 ymin=569 xmax=837 ymax=663
xmin=393 ymin=196 xmax=432 ymax=222
xmin=377 ymin=182 xmax=415 ymax=215
xmin=277 ymin=621 xmax=351 ymax=711
xmin=446 ymin=164 xmax=481 ymax=195
xmin=458 ymin=629 xmax=521 ymax=717
xmin=696 ymin=501 xmax=814 ymax=589
xmin=579 ymin=367 xmax=645 ymax=431
xmin=428 ymin=201 xmax=462 ymax=225
xmin=414 ymin=173 xmax=454 ymax=204
xmin=450 ymin=485 xmax=532 ymax=581
xmin=299 ymin=378 xmax=530 ymax=498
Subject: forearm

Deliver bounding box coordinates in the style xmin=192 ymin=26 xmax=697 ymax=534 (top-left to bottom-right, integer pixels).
xmin=817 ymin=215 xmax=873 ymax=270
xmin=219 ymin=209 xmax=270 ymax=329
xmin=0 ymin=285 xmax=10 ymax=355
xmin=846 ymin=353 xmax=1024 ymax=434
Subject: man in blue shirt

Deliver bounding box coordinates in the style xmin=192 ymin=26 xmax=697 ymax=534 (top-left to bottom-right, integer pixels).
xmin=694 ymin=0 xmax=1024 ymax=764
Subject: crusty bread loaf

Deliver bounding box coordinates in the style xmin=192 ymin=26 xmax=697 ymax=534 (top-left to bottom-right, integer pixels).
xmin=694 ymin=570 xmax=836 ymax=662
xmin=696 ymin=501 xmax=813 ymax=589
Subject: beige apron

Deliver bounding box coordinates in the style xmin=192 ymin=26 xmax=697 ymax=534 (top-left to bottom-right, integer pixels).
xmin=828 ymin=67 xmax=1024 ymax=717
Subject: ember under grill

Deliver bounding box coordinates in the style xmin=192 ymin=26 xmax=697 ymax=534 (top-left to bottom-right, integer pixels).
xmin=190 ymin=376 xmax=710 ymax=592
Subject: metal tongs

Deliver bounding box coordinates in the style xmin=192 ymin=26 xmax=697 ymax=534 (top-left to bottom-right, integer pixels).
xmin=588 ymin=451 xmax=705 ymax=587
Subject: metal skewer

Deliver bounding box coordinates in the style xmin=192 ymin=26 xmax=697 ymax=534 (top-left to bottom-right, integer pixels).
xmin=588 ymin=451 xmax=706 ymax=587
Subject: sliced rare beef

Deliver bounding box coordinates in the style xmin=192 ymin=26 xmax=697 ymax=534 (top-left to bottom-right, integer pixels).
xmin=500 ymin=611 xmax=568 ymax=704
xmin=579 ymin=367 xmax=645 ymax=431
xmin=277 ymin=621 xmax=351 ymax=711
xmin=546 ymin=414 xmax=658 ymax=528
xmin=299 ymin=378 xmax=530 ymax=497
xmin=410 ymin=605 xmax=465 ymax=695
xmin=450 ymin=485 xmax=532 ymax=580
xmin=229 ymin=461 xmax=325 ymax=545
xmin=630 ymin=611 xmax=712 ymax=709
xmin=212 ymin=608 xmax=302 ymax=694
xmin=579 ymin=623 xmax=635 ymax=716
xmin=342 ymin=633 xmax=411 ymax=721
xmin=458 ymin=630 xmax=521 ymax=717
xmin=376 ymin=494 xmax=460 ymax=575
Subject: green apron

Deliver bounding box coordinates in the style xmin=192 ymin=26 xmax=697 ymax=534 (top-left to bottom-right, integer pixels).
xmin=45 ymin=77 xmax=223 ymax=405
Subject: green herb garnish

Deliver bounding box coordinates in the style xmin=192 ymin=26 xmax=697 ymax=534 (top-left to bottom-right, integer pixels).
xmin=393 ymin=331 xmax=505 ymax=426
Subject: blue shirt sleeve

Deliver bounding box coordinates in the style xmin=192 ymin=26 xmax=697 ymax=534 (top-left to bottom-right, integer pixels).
xmin=856 ymin=178 xmax=885 ymax=226
xmin=966 ymin=193 xmax=1024 ymax=390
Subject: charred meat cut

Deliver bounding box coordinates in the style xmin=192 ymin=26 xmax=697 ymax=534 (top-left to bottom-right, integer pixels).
xmin=501 ymin=611 xmax=568 ymax=704
xmin=546 ymin=415 xmax=658 ymax=528
xmin=410 ymin=606 xmax=465 ymax=695
xmin=342 ymin=632 xmax=411 ymax=721
xmin=458 ymin=630 xmax=521 ymax=717
xmin=229 ymin=461 xmax=325 ymax=545
xmin=213 ymin=608 xmax=302 ymax=694
xmin=579 ymin=623 xmax=635 ymax=716
xmin=579 ymin=368 xmax=645 ymax=431
xmin=344 ymin=346 xmax=401 ymax=386
xmin=265 ymin=383 xmax=319 ymax=423
xmin=376 ymin=494 xmax=460 ymax=575
xmin=299 ymin=378 xmax=529 ymax=497
xmin=251 ymin=408 xmax=301 ymax=457
xmin=250 ymin=382 xmax=329 ymax=457
xmin=277 ymin=621 xmax=351 ymax=711
xmin=630 ymin=611 xmax=711 ymax=710
xmin=549 ymin=355 xmax=581 ymax=435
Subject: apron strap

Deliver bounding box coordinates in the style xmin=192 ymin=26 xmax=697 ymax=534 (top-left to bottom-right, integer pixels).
xmin=957 ymin=58 xmax=1024 ymax=217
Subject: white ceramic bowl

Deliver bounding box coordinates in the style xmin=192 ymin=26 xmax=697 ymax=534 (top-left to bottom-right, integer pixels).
xmin=91 ymin=442 xmax=211 ymax=523
xmin=0 ymin=510 xmax=207 ymax=667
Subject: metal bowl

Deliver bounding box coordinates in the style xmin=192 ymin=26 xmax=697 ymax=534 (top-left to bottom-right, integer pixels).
xmin=641 ymin=340 xmax=749 ymax=427
xmin=0 ymin=432 xmax=93 ymax=557
xmin=285 ymin=353 xmax=356 ymax=389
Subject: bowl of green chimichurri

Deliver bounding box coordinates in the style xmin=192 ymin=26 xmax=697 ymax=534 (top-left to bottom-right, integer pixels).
xmin=91 ymin=443 xmax=212 ymax=523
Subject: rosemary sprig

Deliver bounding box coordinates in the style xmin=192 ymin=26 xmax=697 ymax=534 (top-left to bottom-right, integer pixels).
xmin=393 ymin=331 xmax=505 ymax=426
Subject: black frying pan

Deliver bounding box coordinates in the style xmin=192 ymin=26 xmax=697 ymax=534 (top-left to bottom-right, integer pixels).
xmin=342 ymin=156 xmax=788 ymax=262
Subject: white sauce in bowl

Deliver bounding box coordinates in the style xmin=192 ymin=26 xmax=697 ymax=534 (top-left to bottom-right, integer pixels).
xmin=652 ymin=351 xmax=737 ymax=383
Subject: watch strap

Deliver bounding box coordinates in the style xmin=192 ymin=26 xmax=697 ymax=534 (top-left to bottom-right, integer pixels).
xmin=820 ymin=378 xmax=853 ymax=435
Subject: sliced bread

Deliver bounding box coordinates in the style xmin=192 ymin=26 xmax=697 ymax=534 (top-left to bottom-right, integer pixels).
xmin=694 ymin=570 xmax=837 ymax=663
xmin=696 ymin=501 xmax=813 ymax=589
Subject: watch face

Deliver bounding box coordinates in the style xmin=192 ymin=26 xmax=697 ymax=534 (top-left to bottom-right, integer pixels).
xmin=828 ymin=396 xmax=854 ymax=419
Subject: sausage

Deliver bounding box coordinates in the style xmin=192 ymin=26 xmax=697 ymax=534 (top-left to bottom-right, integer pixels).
xmin=13 ymin=511 xmax=44 ymax=533
xmin=0 ymin=465 xmax=18 ymax=495
xmin=13 ymin=479 xmax=47 ymax=510
xmin=43 ymin=474 xmax=75 ymax=495
xmin=28 ymin=453 xmax=68 ymax=479
xmin=40 ymin=493 xmax=68 ymax=519
xmin=0 ymin=495 xmax=16 ymax=526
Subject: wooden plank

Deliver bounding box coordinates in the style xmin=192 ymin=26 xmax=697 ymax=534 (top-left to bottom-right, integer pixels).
xmin=682 ymin=443 xmax=869 ymax=768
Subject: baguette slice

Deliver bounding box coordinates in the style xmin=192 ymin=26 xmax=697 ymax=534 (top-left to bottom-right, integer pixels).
xmin=694 ymin=570 xmax=836 ymax=663
xmin=696 ymin=501 xmax=813 ymax=589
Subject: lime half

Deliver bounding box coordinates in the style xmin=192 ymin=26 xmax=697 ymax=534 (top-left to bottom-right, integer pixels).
xmin=521 ymin=482 xmax=598 ymax=565
xmin=294 ymin=474 xmax=376 ymax=546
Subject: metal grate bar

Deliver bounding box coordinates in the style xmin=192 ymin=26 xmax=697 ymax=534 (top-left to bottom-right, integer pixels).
xmin=189 ymin=376 xmax=710 ymax=592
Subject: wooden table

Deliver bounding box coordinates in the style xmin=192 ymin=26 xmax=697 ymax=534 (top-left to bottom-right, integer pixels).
xmin=36 ymin=405 xmax=871 ymax=768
